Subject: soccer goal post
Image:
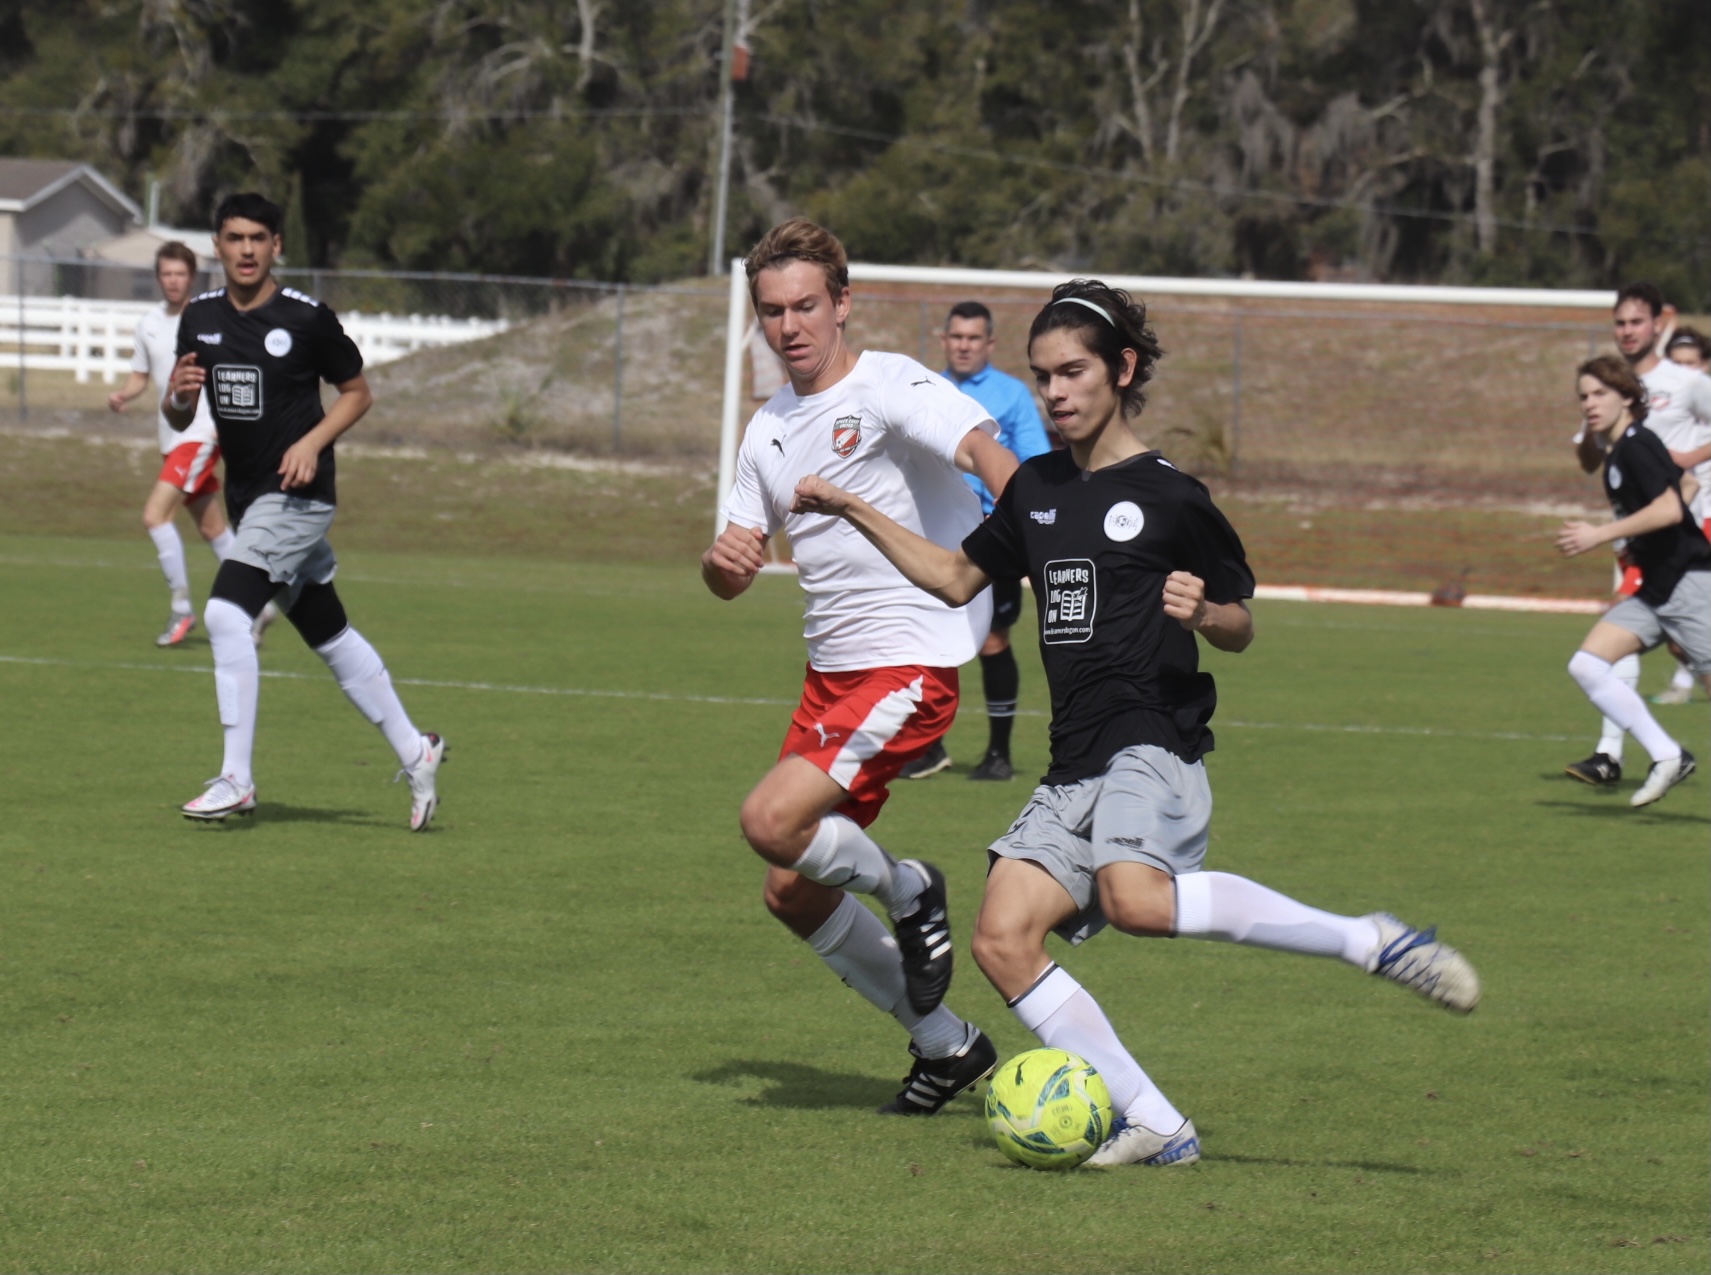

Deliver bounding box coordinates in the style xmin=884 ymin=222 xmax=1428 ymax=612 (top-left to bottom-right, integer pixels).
xmin=718 ymin=263 xmax=1611 ymax=521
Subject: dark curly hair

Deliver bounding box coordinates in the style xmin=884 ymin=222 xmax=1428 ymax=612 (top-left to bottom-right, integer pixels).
xmin=1027 ymin=280 xmax=1163 ymax=418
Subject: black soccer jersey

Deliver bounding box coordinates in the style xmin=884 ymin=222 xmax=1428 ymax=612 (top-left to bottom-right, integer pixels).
xmin=963 ymin=449 xmax=1255 ymax=785
xmin=176 ymin=285 xmax=364 ymax=523
xmin=1603 ymin=423 xmax=1711 ymax=607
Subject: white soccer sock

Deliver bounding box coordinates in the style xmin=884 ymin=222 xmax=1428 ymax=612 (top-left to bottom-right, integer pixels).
xmin=149 ymin=524 xmax=191 ymax=611
xmin=790 ymin=815 xmax=924 ymax=917
xmin=1596 ymin=654 xmax=1641 ymax=760
xmin=1173 ymin=871 xmax=1379 ymax=965
xmin=1569 ymin=651 xmax=1680 ymax=764
xmin=209 ymin=528 xmax=236 ymax=560
xmin=315 ymin=627 xmax=425 ymax=768
xmin=1669 ymin=661 xmax=1694 ymax=692
xmin=1011 ymin=964 xmax=1183 ymax=1134
xmin=806 ymin=893 xmax=969 ymax=1058
xmin=205 ymin=598 xmax=259 ymax=787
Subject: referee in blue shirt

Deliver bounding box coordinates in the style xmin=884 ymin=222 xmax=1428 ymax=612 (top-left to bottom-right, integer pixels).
xmin=901 ymin=301 xmax=1053 ymax=782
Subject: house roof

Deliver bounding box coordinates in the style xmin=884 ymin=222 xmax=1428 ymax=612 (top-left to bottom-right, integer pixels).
xmin=0 ymin=158 xmax=143 ymax=221
xmin=84 ymin=224 xmax=212 ymax=268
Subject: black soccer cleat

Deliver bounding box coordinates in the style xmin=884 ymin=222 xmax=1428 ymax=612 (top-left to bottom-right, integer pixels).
xmin=899 ymin=740 xmax=952 ymax=780
xmin=877 ymin=1029 xmax=998 ymax=1116
xmin=893 ymin=860 xmax=954 ymax=1014
xmin=968 ymin=751 xmax=1014 ymax=782
xmin=1563 ymin=753 xmax=1621 ymax=785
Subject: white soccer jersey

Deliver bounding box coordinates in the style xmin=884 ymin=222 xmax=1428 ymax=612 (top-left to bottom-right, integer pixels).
xmin=723 ymin=350 xmax=997 ymax=672
xmin=1641 ymin=358 xmax=1711 ymax=523
xmin=131 ymin=303 xmax=218 ymax=454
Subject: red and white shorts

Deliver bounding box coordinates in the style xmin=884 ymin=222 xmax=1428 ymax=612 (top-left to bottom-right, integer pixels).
xmin=778 ymin=664 xmax=959 ymax=828
xmin=158 ymin=440 xmax=221 ymax=498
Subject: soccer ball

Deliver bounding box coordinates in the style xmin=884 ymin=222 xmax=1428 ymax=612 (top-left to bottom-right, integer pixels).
xmin=985 ymin=1047 xmax=1113 ymax=1170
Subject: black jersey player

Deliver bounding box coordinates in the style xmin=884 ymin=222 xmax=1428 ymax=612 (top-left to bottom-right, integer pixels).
xmin=792 ymin=279 xmax=1480 ymax=1168
xmin=1558 ymin=355 xmax=1707 ymax=807
xmin=164 ymin=193 xmax=445 ymax=828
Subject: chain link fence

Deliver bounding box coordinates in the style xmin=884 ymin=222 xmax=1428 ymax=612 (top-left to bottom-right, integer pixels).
xmin=5 ymin=251 xmax=1626 ymax=495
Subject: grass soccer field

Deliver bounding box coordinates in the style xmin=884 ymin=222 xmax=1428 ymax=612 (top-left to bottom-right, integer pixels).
xmin=0 ymin=530 xmax=1706 ymax=1274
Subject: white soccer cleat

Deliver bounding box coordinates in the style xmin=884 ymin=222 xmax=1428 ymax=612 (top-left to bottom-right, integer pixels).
xmin=1367 ymin=913 xmax=1480 ymax=1013
xmin=1649 ymin=683 xmax=1693 ymax=705
xmin=1086 ymin=1117 xmax=1200 ymax=1168
xmin=395 ymin=733 xmax=446 ymax=831
xmin=181 ymin=775 xmax=256 ymax=821
xmin=1630 ymin=749 xmax=1696 ymax=807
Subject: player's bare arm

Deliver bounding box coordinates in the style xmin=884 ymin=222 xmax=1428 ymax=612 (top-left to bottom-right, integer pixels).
xmin=792 ymin=475 xmax=991 ymax=606
xmin=108 ymin=371 xmax=151 ymax=414
xmin=1556 ymin=486 xmax=1687 ymax=557
xmin=1161 ymin=570 xmax=1254 ymax=653
xmin=955 ymin=426 xmax=1020 ymax=501
xmin=1669 ymin=442 xmax=1711 ymax=470
xmin=163 ymin=352 xmax=206 ymax=432
xmin=278 ymin=374 xmax=373 ymax=490
xmin=702 ymin=523 xmax=769 ymax=599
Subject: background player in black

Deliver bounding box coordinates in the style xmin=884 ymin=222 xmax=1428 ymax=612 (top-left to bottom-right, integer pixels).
xmin=1558 ymin=355 xmax=1706 ymax=807
xmin=795 ymin=279 xmax=1480 ymax=1168
xmin=164 ymin=193 xmax=446 ymax=829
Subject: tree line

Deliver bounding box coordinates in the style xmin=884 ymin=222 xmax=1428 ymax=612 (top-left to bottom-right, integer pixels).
xmin=2 ymin=0 xmax=1706 ymax=303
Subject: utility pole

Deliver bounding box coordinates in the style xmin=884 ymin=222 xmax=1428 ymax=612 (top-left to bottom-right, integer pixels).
xmin=708 ymin=0 xmax=740 ymax=276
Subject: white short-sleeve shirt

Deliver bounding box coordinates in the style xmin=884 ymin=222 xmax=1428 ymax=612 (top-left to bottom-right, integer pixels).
xmin=1641 ymin=358 xmax=1711 ymax=523
xmin=723 ymin=350 xmax=998 ymax=672
xmin=132 ymin=304 xmax=218 ymax=454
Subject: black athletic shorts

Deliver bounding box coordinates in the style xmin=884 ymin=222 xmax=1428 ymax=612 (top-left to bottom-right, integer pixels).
xmin=990 ymin=576 xmax=1023 ymax=633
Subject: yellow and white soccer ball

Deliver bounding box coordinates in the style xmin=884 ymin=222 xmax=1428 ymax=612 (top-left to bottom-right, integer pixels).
xmin=985 ymin=1047 xmax=1113 ymax=1170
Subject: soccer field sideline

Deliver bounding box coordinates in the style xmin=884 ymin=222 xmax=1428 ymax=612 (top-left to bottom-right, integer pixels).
xmin=0 ymin=650 xmax=1592 ymax=746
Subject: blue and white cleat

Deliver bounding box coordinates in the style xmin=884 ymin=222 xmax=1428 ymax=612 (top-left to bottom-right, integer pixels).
xmin=1086 ymin=1116 xmax=1201 ymax=1168
xmin=1368 ymin=912 xmax=1480 ymax=1012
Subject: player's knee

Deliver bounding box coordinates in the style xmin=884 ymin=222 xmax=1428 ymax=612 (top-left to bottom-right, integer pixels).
xmin=738 ymin=792 xmax=801 ymax=864
xmin=1102 ymin=890 xmax=1174 ymax=938
xmin=971 ymin=913 xmax=1031 ymax=983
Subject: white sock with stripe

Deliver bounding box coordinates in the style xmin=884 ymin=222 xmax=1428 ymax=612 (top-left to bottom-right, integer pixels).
xmin=149 ymin=524 xmax=192 ymax=613
xmin=1173 ymin=871 xmax=1378 ymax=965
xmin=790 ymin=814 xmax=925 ymax=918
xmin=806 ymin=893 xmax=969 ymax=1058
xmin=1010 ymin=964 xmax=1182 ymax=1134
xmin=205 ymin=598 xmax=259 ymax=787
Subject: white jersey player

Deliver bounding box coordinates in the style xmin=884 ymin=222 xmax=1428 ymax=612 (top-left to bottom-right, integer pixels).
xmin=702 ymin=218 xmax=1019 ymax=1115
xmin=106 ymin=243 xmax=234 ymax=645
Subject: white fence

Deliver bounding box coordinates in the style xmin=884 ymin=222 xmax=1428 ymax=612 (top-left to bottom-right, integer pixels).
xmin=0 ymin=295 xmax=510 ymax=383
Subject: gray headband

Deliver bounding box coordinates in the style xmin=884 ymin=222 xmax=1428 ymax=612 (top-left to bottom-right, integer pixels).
xmin=1053 ymin=296 xmax=1116 ymax=326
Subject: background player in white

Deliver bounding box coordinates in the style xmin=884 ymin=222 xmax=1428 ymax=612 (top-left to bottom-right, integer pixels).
xmin=164 ymin=193 xmax=444 ymax=830
xmin=1649 ymin=325 xmax=1711 ymax=703
xmin=1559 ymin=355 xmax=1706 ymax=807
xmin=702 ymin=219 xmax=1019 ymax=1114
xmin=899 ymin=301 xmax=1051 ymax=783
xmin=106 ymin=241 xmax=235 ymax=646
xmin=794 ymin=279 xmax=1480 ymax=1168
xmin=1564 ymin=283 xmax=1711 ymax=781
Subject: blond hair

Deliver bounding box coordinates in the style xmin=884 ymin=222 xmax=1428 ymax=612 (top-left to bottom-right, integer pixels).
xmin=744 ymin=218 xmax=849 ymax=303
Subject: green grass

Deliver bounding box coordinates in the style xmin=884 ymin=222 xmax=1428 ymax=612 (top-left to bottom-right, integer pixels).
xmin=0 ymin=530 xmax=1705 ymax=1274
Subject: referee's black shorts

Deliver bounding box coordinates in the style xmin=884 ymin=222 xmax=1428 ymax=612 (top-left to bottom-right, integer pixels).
xmin=990 ymin=577 xmax=1023 ymax=633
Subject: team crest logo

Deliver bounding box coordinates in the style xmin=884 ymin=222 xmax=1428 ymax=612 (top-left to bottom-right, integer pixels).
xmin=1608 ymin=464 xmax=1623 ymax=489
xmin=1103 ymin=501 xmax=1145 ymax=542
xmin=264 ymin=328 xmax=293 ymax=357
xmin=831 ymin=414 xmax=862 ymax=457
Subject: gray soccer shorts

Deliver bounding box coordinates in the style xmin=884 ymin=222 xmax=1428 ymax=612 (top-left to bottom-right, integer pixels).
xmin=988 ymin=743 xmax=1212 ymax=945
xmin=228 ymin=492 xmax=339 ymax=587
xmin=1603 ymin=570 xmax=1711 ymax=675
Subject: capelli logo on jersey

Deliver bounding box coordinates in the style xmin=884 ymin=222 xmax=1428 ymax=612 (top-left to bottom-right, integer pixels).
xmin=1029 ymin=509 xmax=1057 ymax=524
xmin=831 ymin=414 xmax=862 ymax=458
xmin=196 ymin=333 xmax=223 ymax=344
xmin=1650 ymin=391 xmax=1671 ymax=409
